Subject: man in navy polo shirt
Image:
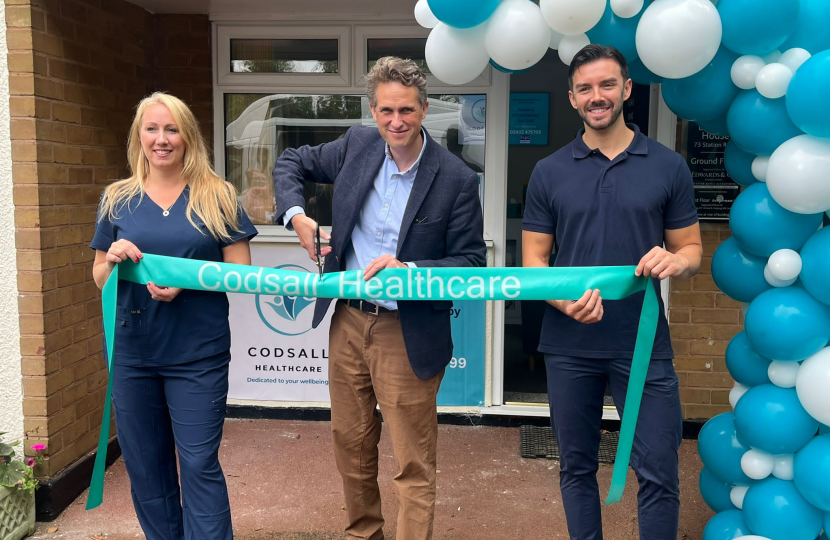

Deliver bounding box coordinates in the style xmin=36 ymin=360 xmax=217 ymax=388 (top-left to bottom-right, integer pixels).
xmin=522 ymin=45 xmax=702 ymax=540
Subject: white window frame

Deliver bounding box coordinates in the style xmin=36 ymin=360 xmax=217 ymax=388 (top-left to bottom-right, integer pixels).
xmin=216 ymin=23 xmax=352 ymax=87
xmin=214 ymin=21 xmax=498 ymax=243
xmin=353 ymin=24 xmax=491 ymax=88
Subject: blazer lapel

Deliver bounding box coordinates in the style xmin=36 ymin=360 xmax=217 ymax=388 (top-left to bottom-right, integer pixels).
xmin=397 ymin=138 xmax=438 ymax=255
xmin=337 ymin=137 xmax=385 ymax=257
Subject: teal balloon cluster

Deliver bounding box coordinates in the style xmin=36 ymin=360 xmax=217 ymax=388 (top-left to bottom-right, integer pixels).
xmin=668 ymin=1 xmax=830 ymax=539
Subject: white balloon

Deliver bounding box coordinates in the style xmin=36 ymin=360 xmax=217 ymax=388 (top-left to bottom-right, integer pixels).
xmin=730 ymin=485 xmax=750 ymax=509
xmin=549 ymin=28 xmax=565 ymax=50
xmin=611 ymin=0 xmax=644 ymax=18
xmin=772 ymin=454 xmax=794 ymax=481
xmin=751 ymin=155 xmax=769 ymax=182
xmin=767 ymin=135 xmax=830 ymax=215
xmin=767 ymin=249 xmax=802 ymax=281
xmin=729 ymin=381 xmax=749 ymax=409
xmin=796 ymin=347 xmax=830 ymax=425
xmin=486 ymin=0 xmax=551 ymax=71
xmin=763 ymin=50 xmax=782 ymax=64
xmin=731 ymin=56 xmax=766 ymax=90
xmin=779 ymin=48 xmax=811 ymax=73
xmin=540 ymin=0 xmax=606 ymax=36
xmin=414 ymin=0 xmax=439 ymax=29
xmin=635 ymin=0 xmax=722 ymax=79
xmin=741 ymin=448 xmax=775 ymax=480
xmin=755 ymin=63 xmax=793 ymax=99
xmin=558 ymin=33 xmax=590 ymax=66
xmin=764 ymin=264 xmax=797 ymax=287
xmin=425 ymin=23 xmax=490 ymax=85
xmin=768 ymin=360 xmax=800 ymax=388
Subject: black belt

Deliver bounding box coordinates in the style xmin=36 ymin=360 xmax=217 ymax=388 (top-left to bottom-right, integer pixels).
xmin=340 ymin=299 xmax=395 ymax=315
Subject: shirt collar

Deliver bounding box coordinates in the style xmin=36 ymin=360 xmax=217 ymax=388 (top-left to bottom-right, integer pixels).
xmin=385 ymin=127 xmax=428 ymax=174
xmin=572 ymin=123 xmax=649 ymax=159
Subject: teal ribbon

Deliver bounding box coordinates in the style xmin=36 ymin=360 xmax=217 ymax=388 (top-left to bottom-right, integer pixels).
xmin=87 ymin=254 xmax=658 ymax=509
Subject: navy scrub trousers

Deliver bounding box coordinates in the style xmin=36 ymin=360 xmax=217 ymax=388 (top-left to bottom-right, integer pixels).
xmin=544 ymin=355 xmax=683 ymax=540
xmin=111 ymin=351 xmax=233 ymax=540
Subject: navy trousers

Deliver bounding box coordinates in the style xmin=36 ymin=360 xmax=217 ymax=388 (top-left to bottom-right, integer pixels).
xmin=544 ymin=355 xmax=682 ymax=540
xmin=112 ymin=352 xmax=232 ymax=540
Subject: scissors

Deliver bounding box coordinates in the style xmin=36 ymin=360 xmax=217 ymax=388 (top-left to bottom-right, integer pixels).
xmin=315 ymin=222 xmax=324 ymax=280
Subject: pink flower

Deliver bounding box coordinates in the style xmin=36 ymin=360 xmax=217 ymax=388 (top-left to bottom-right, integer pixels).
xmin=27 ymin=458 xmax=35 ymax=467
xmin=31 ymin=444 xmax=45 ymax=452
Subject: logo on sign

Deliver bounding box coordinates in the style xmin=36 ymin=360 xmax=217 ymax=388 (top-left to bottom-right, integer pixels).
xmin=520 ymin=135 xmax=530 ymax=144
xmin=255 ymin=264 xmax=316 ymax=336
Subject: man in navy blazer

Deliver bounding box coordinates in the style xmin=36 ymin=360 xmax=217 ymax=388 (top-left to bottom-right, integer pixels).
xmin=274 ymin=57 xmax=485 ymax=540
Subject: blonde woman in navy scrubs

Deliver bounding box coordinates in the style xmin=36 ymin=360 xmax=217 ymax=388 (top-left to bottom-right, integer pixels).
xmin=91 ymin=93 xmax=257 ymax=540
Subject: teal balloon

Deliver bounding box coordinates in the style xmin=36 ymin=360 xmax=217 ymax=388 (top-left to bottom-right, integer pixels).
xmin=695 ymin=116 xmax=729 ymax=138
xmin=628 ymin=59 xmax=662 ymax=85
xmin=586 ymin=1 xmax=644 ymax=62
xmin=718 ymin=0 xmax=801 ymax=55
xmin=821 ymin=424 xmax=830 ymax=436
xmin=727 ymin=89 xmax=804 ymax=155
xmin=698 ymin=412 xmax=753 ymax=485
xmin=700 ymin=468 xmax=738 ymax=513
xmin=702 ymin=509 xmax=751 ymax=540
xmin=489 ymin=59 xmax=531 ymax=74
xmin=426 ymin=0 xmax=499 ymax=28
xmin=800 ymin=226 xmax=830 ymax=305
xmin=724 ymin=140 xmax=757 ymax=187
xmin=725 ymin=331 xmax=772 ymax=387
xmin=735 ymin=384 xmax=819 ymax=454
xmin=729 ymin=183 xmax=823 ymax=257
xmin=712 ymin=237 xmax=772 ymax=303
xmin=786 ymin=51 xmax=830 ymax=138
xmin=794 ymin=435 xmax=830 ymax=511
xmin=743 ymin=478 xmax=823 ymax=540
xmin=781 ymin=0 xmax=830 ymax=54
xmin=745 ymin=287 xmax=830 ymax=362
xmin=662 ymin=47 xmax=740 ymax=122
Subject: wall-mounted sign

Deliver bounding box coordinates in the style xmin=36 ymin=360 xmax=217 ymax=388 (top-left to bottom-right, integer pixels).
xmin=685 ymin=122 xmax=738 ymax=221
xmin=509 ymin=93 xmax=549 ymax=146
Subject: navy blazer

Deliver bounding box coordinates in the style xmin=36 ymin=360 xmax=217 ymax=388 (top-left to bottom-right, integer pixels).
xmin=273 ymin=126 xmax=486 ymax=379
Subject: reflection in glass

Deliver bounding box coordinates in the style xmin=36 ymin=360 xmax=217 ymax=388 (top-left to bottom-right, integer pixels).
xmin=366 ymin=38 xmax=429 ymax=74
xmin=224 ymin=94 xmax=486 ymax=226
xmin=230 ymin=39 xmax=338 ymax=74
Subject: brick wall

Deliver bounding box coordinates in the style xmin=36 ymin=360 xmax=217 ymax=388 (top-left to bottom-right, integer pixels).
xmin=670 ymin=222 xmax=740 ymax=420
xmin=8 ymin=0 xmax=213 ymax=479
xmin=153 ymin=14 xmax=212 ymax=146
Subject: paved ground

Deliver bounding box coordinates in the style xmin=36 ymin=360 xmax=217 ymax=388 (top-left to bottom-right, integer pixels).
xmin=31 ymin=418 xmax=710 ymax=540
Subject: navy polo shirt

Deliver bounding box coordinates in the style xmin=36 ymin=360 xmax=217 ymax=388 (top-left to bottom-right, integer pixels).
xmin=522 ymin=125 xmax=698 ymax=360
xmin=90 ymin=186 xmax=258 ymax=366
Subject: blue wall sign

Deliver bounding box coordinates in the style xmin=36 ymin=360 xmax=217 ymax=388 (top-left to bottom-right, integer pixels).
xmin=509 ymin=93 xmax=549 ymax=146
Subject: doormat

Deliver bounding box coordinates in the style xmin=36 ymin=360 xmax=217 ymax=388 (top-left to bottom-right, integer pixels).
xmin=519 ymin=425 xmax=619 ymax=464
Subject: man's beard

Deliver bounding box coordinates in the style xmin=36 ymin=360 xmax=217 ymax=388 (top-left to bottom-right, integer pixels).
xmin=578 ymin=98 xmax=624 ymax=130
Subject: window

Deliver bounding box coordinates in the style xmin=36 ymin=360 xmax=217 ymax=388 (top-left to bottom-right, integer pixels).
xmin=230 ymin=39 xmax=339 ymax=74
xmin=224 ymin=93 xmax=487 ymax=226
xmin=366 ymin=38 xmax=428 ymax=73
xmin=354 ymin=26 xmax=490 ymax=87
xmin=216 ymin=25 xmax=351 ymax=86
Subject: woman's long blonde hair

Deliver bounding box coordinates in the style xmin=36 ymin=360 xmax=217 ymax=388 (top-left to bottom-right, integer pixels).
xmin=98 ymin=92 xmax=241 ymax=241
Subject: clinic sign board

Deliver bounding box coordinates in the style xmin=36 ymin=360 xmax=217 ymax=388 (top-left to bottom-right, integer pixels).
xmin=228 ymin=243 xmax=486 ymax=406
xmin=508 ymin=93 xmax=549 ymax=146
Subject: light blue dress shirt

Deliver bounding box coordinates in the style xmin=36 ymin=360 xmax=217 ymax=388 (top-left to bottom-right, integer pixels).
xmin=282 ymin=129 xmax=428 ymax=310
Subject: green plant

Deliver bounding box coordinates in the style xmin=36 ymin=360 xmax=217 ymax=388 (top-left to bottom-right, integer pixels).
xmin=0 ymin=434 xmax=44 ymax=494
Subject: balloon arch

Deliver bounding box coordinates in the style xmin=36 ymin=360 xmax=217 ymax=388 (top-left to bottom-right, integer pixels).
xmin=416 ymin=0 xmax=830 ymax=538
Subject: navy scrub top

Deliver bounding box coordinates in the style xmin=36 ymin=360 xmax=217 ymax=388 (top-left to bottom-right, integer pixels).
xmin=522 ymin=125 xmax=699 ymax=360
xmin=90 ymin=186 xmax=258 ymax=366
